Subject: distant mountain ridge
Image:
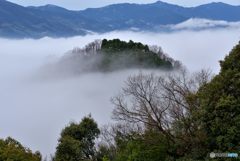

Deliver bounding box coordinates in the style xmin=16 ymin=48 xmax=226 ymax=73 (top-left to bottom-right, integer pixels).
xmin=0 ymin=0 xmax=240 ymax=38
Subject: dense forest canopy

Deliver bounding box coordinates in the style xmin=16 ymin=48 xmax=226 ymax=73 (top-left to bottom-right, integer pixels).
xmin=99 ymin=39 xmax=174 ymax=70
xmin=101 ymin=39 xmax=150 ymax=51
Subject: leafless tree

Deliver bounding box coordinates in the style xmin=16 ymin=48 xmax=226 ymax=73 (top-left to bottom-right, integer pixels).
xmin=112 ymin=69 xmax=212 ymax=144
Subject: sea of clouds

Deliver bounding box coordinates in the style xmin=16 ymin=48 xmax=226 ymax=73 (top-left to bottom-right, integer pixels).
xmin=0 ymin=24 xmax=239 ymax=157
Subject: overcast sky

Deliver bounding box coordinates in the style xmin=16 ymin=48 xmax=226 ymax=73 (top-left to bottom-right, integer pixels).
xmin=7 ymin=0 xmax=240 ymax=10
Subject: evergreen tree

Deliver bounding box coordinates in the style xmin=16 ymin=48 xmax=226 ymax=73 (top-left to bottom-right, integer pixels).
xmin=55 ymin=116 xmax=100 ymax=161
xmin=198 ymin=42 xmax=240 ymax=153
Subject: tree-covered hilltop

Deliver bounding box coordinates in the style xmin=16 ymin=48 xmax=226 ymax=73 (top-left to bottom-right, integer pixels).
xmin=54 ymin=39 xmax=180 ymax=75
xmin=99 ymin=39 xmax=176 ymax=70
xmin=101 ymin=39 xmax=150 ymax=51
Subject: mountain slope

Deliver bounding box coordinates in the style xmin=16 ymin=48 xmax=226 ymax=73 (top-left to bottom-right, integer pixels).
xmin=0 ymin=0 xmax=240 ymax=38
xmin=193 ymin=2 xmax=240 ymax=21
xmin=79 ymin=2 xmax=188 ymax=30
xmin=0 ymin=0 xmax=92 ymax=38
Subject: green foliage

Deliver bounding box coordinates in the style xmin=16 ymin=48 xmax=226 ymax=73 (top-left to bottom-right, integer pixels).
xmin=114 ymin=130 xmax=168 ymax=161
xmin=99 ymin=39 xmax=173 ymax=70
xmin=0 ymin=137 xmax=41 ymax=161
xmin=96 ymin=145 xmax=116 ymax=161
xmin=102 ymin=39 xmax=150 ymax=52
xmin=198 ymin=42 xmax=240 ymax=153
xmin=55 ymin=116 xmax=100 ymax=161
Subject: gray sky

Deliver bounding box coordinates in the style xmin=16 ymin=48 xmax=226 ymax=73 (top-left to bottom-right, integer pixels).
xmin=7 ymin=0 xmax=240 ymax=10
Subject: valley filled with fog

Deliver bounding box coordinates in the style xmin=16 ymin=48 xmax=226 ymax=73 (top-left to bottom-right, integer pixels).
xmin=0 ymin=27 xmax=240 ymax=157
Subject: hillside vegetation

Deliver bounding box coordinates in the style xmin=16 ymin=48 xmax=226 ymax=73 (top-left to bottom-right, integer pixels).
xmin=99 ymin=39 xmax=175 ymax=70
xmin=49 ymin=39 xmax=179 ymax=76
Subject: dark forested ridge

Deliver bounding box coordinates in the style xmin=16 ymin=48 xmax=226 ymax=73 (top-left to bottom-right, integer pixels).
xmin=0 ymin=0 xmax=240 ymax=38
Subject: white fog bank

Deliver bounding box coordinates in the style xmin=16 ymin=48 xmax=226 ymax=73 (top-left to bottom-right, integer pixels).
xmin=0 ymin=28 xmax=239 ymax=157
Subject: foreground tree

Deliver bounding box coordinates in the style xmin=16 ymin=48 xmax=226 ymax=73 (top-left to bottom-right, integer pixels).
xmin=113 ymin=129 xmax=168 ymax=161
xmin=97 ymin=123 xmax=168 ymax=161
xmin=0 ymin=137 xmax=41 ymax=161
xmin=55 ymin=115 xmax=100 ymax=161
xmin=198 ymin=42 xmax=240 ymax=153
xmin=111 ymin=69 xmax=212 ymax=159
